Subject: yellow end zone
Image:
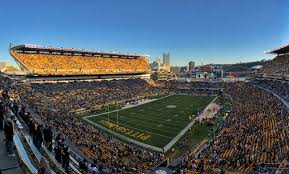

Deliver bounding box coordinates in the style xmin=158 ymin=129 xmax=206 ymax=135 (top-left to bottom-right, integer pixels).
xmin=98 ymin=120 xmax=151 ymax=141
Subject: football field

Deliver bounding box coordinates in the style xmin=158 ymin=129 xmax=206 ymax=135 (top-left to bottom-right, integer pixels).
xmin=83 ymin=95 xmax=215 ymax=152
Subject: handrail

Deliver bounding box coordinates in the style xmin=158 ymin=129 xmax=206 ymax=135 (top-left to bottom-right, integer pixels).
xmin=41 ymin=144 xmax=67 ymax=174
xmin=13 ymin=107 xmax=79 ymax=174
xmin=13 ymin=132 xmax=38 ymax=174
xmin=69 ymin=163 xmax=82 ymax=174
xmin=69 ymin=156 xmax=83 ymax=174
xmin=21 ymin=132 xmax=42 ymax=162
xmin=21 ymin=132 xmax=57 ymax=174
xmin=45 ymin=143 xmax=82 ymax=174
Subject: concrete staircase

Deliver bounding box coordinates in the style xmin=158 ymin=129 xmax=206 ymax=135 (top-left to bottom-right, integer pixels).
xmin=0 ymin=131 xmax=23 ymax=174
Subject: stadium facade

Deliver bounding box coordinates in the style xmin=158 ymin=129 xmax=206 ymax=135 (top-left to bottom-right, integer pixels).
xmin=10 ymin=44 xmax=150 ymax=77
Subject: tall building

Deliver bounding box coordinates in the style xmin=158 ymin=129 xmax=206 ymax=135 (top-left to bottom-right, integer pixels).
xmin=163 ymin=52 xmax=170 ymax=66
xmin=188 ymin=61 xmax=195 ymax=70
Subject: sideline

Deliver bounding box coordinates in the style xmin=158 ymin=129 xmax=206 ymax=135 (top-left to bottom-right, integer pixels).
xmin=163 ymin=96 xmax=217 ymax=152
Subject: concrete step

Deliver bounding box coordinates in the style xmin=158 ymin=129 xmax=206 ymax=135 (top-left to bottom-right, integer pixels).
xmin=0 ymin=131 xmax=23 ymax=174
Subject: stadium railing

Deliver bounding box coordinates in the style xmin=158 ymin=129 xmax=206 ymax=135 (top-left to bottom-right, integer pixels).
xmin=41 ymin=143 xmax=67 ymax=174
xmin=14 ymin=113 xmax=66 ymax=174
xmin=20 ymin=131 xmax=57 ymax=174
xmin=12 ymin=107 xmax=73 ymax=174
xmin=68 ymin=156 xmax=82 ymax=174
xmin=14 ymin=132 xmax=38 ymax=174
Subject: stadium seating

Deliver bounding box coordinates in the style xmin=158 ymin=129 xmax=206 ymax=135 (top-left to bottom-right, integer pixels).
xmin=179 ymin=82 xmax=289 ymax=173
xmin=6 ymin=71 xmax=289 ymax=173
xmin=252 ymin=79 xmax=289 ymax=103
xmin=9 ymin=78 xmax=167 ymax=173
xmin=11 ymin=52 xmax=150 ymax=76
xmin=261 ymin=54 xmax=289 ymax=77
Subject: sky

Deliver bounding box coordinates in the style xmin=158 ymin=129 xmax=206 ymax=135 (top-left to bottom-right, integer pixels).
xmin=0 ymin=0 xmax=289 ymax=67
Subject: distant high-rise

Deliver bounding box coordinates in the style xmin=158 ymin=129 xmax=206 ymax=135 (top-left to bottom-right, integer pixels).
xmin=163 ymin=52 xmax=170 ymax=66
xmin=188 ymin=61 xmax=195 ymax=70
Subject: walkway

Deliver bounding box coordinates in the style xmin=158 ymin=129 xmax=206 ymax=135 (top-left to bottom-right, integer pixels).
xmin=0 ymin=131 xmax=23 ymax=174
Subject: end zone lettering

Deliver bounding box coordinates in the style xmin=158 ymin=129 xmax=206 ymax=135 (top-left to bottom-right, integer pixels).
xmin=98 ymin=120 xmax=151 ymax=141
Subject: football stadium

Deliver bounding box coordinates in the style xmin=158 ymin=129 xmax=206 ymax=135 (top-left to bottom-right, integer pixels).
xmin=1 ymin=44 xmax=228 ymax=173
xmin=1 ymin=1 xmax=289 ymax=174
xmin=1 ymin=41 xmax=288 ymax=174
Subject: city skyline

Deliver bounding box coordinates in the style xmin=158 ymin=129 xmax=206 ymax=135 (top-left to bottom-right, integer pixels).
xmin=0 ymin=0 xmax=289 ymax=67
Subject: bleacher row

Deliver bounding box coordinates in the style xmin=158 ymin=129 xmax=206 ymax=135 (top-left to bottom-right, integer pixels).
xmin=261 ymin=54 xmax=289 ymax=77
xmin=202 ymin=118 xmax=287 ymax=173
xmin=10 ymin=78 xmax=166 ymax=173
xmin=11 ymin=52 xmax=150 ymax=76
xmin=179 ymin=83 xmax=289 ymax=174
xmin=183 ymin=115 xmax=289 ymax=174
xmin=12 ymin=111 xmax=84 ymax=174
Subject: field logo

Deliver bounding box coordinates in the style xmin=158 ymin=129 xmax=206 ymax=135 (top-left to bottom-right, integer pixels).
xmin=98 ymin=120 xmax=151 ymax=141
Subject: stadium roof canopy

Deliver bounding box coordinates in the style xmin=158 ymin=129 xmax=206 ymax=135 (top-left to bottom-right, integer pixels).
xmin=11 ymin=44 xmax=149 ymax=58
xmin=265 ymin=43 xmax=289 ymax=54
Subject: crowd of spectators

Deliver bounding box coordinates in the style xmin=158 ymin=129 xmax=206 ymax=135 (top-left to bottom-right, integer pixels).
xmin=10 ymin=78 xmax=169 ymax=173
xmin=11 ymin=52 xmax=149 ymax=76
xmin=25 ymin=79 xmax=168 ymax=112
xmin=0 ymin=77 xmax=16 ymax=157
xmin=180 ymin=82 xmax=289 ymax=173
xmin=251 ymin=79 xmax=289 ymax=103
xmin=157 ymin=80 xmax=220 ymax=90
xmin=2 ymin=75 xmax=224 ymax=173
xmin=260 ymin=54 xmax=289 ymax=77
xmin=6 ymin=73 xmax=289 ymax=173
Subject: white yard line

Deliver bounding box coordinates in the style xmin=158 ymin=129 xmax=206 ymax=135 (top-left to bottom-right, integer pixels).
xmin=83 ymin=94 xmax=174 ymax=119
xmin=119 ymin=117 xmax=183 ymax=133
xmin=163 ymin=96 xmax=218 ymax=152
xmin=83 ymin=118 xmax=164 ymax=152
xmin=105 ymin=119 xmax=173 ymax=139
xmin=83 ymin=95 xmax=217 ymax=152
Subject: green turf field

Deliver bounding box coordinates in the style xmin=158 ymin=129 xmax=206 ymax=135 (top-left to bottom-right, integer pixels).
xmin=83 ymin=95 xmax=215 ymax=151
